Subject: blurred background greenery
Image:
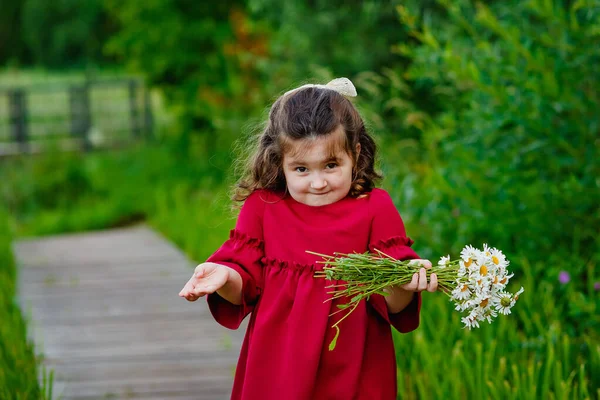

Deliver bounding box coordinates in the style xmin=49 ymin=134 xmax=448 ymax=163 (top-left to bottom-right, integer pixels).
xmin=0 ymin=0 xmax=598 ymax=398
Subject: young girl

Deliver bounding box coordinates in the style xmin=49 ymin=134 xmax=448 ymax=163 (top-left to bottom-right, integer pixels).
xmin=179 ymin=78 xmax=438 ymax=400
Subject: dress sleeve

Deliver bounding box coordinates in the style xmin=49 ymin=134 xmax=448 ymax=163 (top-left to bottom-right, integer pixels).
xmin=367 ymin=189 xmax=422 ymax=333
xmin=205 ymin=191 xmax=265 ymax=330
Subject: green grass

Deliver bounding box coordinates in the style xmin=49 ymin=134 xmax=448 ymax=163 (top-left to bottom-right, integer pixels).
xmin=0 ymin=208 xmax=53 ymax=399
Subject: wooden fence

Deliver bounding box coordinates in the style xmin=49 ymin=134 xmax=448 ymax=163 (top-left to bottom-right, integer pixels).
xmin=0 ymin=78 xmax=153 ymax=156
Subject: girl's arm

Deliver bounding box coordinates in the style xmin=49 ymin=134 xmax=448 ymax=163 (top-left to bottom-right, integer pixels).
xmin=384 ymin=285 xmax=417 ymax=314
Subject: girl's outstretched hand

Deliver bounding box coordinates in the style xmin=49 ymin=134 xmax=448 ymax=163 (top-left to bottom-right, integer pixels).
xmin=401 ymin=259 xmax=438 ymax=293
xmin=179 ymin=262 xmax=229 ymax=302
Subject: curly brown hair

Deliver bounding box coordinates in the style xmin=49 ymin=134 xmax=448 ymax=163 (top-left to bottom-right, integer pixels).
xmin=233 ymin=86 xmax=381 ymax=202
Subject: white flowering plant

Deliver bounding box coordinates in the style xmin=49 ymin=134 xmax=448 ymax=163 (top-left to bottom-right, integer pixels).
xmin=311 ymin=244 xmax=524 ymax=349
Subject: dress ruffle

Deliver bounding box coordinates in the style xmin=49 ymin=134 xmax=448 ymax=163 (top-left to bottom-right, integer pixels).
xmin=261 ymin=257 xmax=319 ymax=272
xmin=368 ymin=235 xmax=414 ymax=253
xmin=228 ymin=229 xmax=264 ymax=250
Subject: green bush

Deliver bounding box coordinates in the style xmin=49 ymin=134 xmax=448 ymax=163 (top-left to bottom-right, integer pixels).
xmin=103 ymin=0 xmax=262 ymax=152
xmin=369 ymin=0 xmax=600 ymax=285
xmin=21 ymin=0 xmax=109 ymax=67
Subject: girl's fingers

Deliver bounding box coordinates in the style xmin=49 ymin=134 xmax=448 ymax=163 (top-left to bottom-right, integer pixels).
xmin=178 ymin=280 xmax=195 ymax=297
xmin=193 ymin=284 xmax=217 ymax=297
xmin=417 ymin=268 xmax=427 ymax=291
xmin=194 ymin=264 xmax=206 ymax=279
xmin=403 ymin=272 xmax=419 ymax=291
xmin=427 ymin=273 xmax=438 ymax=293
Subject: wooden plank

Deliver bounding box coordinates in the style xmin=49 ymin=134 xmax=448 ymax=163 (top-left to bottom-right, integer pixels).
xmin=14 ymin=227 xmax=188 ymax=267
xmin=19 ymin=271 xmax=193 ymax=291
xmin=20 ymin=291 xmax=207 ymax=321
xmin=29 ymin=316 xmax=242 ymax=348
xmin=52 ymin=376 xmax=233 ymax=400
xmin=18 ymin=258 xmax=191 ymax=282
xmin=15 ymin=225 xmax=244 ymax=400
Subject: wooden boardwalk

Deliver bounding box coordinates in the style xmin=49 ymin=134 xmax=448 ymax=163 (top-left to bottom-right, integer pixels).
xmin=15 ymin=225 xmax=245 ymax=400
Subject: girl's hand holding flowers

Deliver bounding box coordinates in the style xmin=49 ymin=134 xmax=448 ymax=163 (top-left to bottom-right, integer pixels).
xmin=400 ymin=260 xmax=438 ymax=293
xmin=383 ymin=259 xmax=438 ymax=314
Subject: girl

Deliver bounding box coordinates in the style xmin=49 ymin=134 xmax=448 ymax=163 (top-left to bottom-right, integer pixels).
xmin=179 ymin=78 xmax=438 ymax=400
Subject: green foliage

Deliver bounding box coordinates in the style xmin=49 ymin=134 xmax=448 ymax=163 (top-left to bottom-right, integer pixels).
xmin=21 ymin=0 xmax=110 ymax=67
xmin=371 ymin=0 xmax=600 ymax=289
xmin=103 ymin=0 xmax=264 ymax=151
xmin=0 ymin=1 xmax=28 ymax=65
xmin=1 ymin=143 xmax=234 ymax=251
xmin=247 ymin=0 xmax=408 ymax=82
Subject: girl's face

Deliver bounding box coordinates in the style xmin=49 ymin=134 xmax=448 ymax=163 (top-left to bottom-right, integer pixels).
xmin=282 ymin=127 xmax=358 ymax=207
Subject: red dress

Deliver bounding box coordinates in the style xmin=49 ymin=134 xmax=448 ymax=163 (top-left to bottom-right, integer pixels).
xmin=206 ymin=188 xmax=421 ymax=400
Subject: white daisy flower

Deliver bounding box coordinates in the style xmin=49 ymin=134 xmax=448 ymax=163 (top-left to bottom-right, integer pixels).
xmin=438 ymin=255 xmax=450 ymax=268
xmin=460 ymin=245 xmax=478 ymax=267
xmin=461 ymin=309 xmax=481 ymax=329
xmin=476 ymin=245 xmax=492 ymax=266
xmin=489 ymin=247 xmax=508 ymax=268
xmin=452 ymin=283 xmax=472 ymax=301
xmin=454 ymin=300 xmax=472 ymax=312
xmin=493 ymin=292 xmax=514 ymax=315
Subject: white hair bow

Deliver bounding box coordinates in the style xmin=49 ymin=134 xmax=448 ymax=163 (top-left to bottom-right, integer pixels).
xmin=284 ymin=77 xmax=357 ymax=98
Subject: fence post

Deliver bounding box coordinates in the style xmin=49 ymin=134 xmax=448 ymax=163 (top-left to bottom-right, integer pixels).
xmin=129 ymin=80 xmax=141 ymax=139
xmin=69 ymin=84 xmax=91 ymax=151
xmin=9 ymin=89 xmax=28 ymax=153
xmin=143 ymin=86 xmax=154 ymax=139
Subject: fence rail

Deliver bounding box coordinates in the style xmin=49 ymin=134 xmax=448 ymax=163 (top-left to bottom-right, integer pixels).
xmin=0 ymin=78 xmax=153 ymax=156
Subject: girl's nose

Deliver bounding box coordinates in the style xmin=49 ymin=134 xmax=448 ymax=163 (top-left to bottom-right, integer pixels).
xmin=310 ymin=178 xmax=328 ymax=190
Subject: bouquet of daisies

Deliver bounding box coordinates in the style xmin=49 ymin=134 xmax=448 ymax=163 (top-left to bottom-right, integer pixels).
xmin=312 ymin=244 xmax=523 ymax=349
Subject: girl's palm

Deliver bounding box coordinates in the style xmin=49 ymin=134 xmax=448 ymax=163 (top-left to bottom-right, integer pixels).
xmin=179 ymin=262 xmax=229 ymax=302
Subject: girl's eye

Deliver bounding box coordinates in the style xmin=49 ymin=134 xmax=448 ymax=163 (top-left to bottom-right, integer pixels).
xmin=295 ymin=167 xmax=307 ymax=173
xmin=325 ymin=163 xmax=338 ymax=169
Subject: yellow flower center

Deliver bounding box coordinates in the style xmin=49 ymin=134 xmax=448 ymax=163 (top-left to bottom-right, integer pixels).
xmin=480 ymin=298 xmax=489 ymax=308
xmin=493 ymin=276 xmax=498 ymax=284
xmin=461 ymin=285 xmax=469 ymax=292
xmin=492 ymin=256 xmax=499 ymax=265
xmin=480 ymin=265 xmax=488 ymax=276
xmin=500 ymin=277 xmax=507 ymax=284
xmin=465 ymin=258 xmax=472 ymax=267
